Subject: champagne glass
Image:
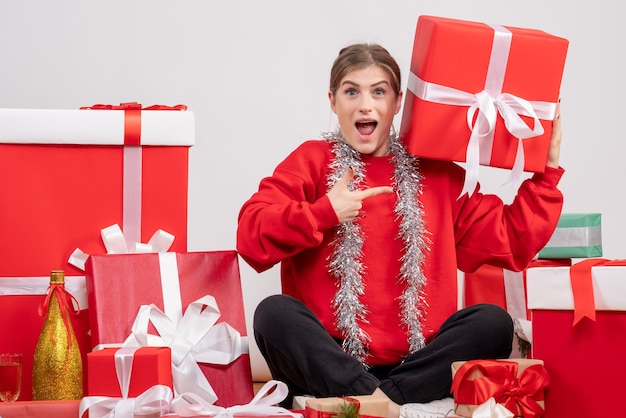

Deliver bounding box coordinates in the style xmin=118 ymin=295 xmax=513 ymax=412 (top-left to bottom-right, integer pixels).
xmin=0 ymin=353 xmax=22 ymax=402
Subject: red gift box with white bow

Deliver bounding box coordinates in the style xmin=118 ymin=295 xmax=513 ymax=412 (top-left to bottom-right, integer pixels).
xmin=400 ymin=15 xmax=568 ymax=195
xmin=85 ymin=250 xmax=254 ymax=407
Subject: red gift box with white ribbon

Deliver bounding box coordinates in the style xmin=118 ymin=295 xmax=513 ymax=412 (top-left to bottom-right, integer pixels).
xmin=400 ymin=15 xmax=568 ymax=195
xmin=0 ymin=102 xmax=193 ymax=278
xmin=87 ymin=346 xmax=173 ymax=398
xmin=527 ymin=259 xmax=626 ymax=417
xmin=85 ymin=250 xmax=254 ymax=407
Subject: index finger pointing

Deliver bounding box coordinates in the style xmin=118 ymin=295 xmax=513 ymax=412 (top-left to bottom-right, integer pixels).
xmin=357 ymin=186 xmax=394 ymax=200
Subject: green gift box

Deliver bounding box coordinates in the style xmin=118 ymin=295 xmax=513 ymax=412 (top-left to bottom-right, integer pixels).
xmin=538 ymin=213 xmax=602 ymax=259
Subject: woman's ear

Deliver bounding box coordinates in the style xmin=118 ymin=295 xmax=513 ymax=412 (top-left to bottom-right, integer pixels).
xmin=328 ymin=91 xmax=337 ymax=114
xmin=394 ymin=91 xmax=403 ymax=115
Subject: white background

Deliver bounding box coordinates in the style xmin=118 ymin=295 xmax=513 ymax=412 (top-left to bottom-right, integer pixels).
xmin=1 ymin=1 xmax=624 ymax=380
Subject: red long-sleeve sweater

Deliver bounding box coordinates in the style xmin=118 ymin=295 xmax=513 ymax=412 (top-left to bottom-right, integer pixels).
xmin=237 ymin=140 xmax=564 ymax=366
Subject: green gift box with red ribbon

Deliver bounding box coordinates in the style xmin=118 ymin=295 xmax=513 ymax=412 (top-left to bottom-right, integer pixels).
xmin=527 ymin=259 xmax=626 ymax=418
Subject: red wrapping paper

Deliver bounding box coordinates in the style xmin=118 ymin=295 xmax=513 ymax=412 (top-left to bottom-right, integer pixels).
xmin=400 ymin=15 xmax=568 ymax=173
xmin=0 ymin=105 xmax=192 ymax=278
xmin=0 ymin=400 xmax=79 ymax=418
xmin=85 ymin=251 xmax=253 ymax=407
xmin=87 ymin=347 xmax=173 ymax=398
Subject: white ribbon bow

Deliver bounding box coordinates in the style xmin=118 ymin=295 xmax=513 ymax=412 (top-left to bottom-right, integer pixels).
xmin=79 ymin=347 xmax=174 ymax=418
xmin=407 ymin=23 xmax=557 ymax=197
xmin=69 ymin=223 xmax=175 ymax=270
xmin=122 ymin=295 xmax=249 ymax=404
xmin=171 ymin=380 xmax=303 ymax=418
xmin=472 ymin=397 xmax=515 ymax=418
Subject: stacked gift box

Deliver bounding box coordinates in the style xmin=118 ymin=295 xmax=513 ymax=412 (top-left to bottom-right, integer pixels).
xmin=0 ymin=103 xmax=262 ymax=417
xmin=526 ymin=259 xmax=625 ymax=417
xmin=400 ymin=16 xmax=596 ymax=417
xmin=463 ymin=213 xmax=603 ymax=358
xmin=0 ymin=103 xmax=192 ymax=402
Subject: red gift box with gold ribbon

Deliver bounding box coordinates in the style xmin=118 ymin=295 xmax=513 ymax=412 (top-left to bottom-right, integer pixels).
xmin=451 ymin=359 xmax=549 ymax=417
xmin=400 ymin=15 xmax=568 ymax=195
xmin=527 ymin=259 xmax=626 ymax=418
xmin=0 ymin=103 xmax=193 ymax=400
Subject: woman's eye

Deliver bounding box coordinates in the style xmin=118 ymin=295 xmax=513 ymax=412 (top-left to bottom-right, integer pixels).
xmin=374 ymin=88 xmax=386 ymax=95
xmin=345 ymin=88 xmax=358 ymax=96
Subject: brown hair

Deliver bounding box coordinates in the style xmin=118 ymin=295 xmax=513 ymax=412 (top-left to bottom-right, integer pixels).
xmin=329 ymin=43 xmax=401 ymax=97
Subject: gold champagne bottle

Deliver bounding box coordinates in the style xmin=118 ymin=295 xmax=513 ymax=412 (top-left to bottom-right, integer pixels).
xmin=32 ymin=270 xmax=83 ymax=400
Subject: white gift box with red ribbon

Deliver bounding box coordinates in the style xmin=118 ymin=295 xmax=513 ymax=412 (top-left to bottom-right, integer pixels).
xmin=526 ymin=259 xmax=626 ymax=417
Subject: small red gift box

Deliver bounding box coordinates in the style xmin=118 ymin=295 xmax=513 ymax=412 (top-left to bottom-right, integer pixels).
xmin=527 ymin=260 xmax=626 ymax=417
xmin=400 ymin=15 xmax=568 ymax=193
xmin=85 ymin=250 xmax=253 ymax=407
xmin=451 ymin=359 xmax=548 ymax=417
xmin=87 ymin=347 xmax=173 ymax=398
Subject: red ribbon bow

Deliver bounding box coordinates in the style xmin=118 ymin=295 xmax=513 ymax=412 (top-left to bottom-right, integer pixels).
xmin=79 ymin=102 xmax=187 ymax=145
xmin=38 ymin=284 xmax=81 ymax=349
xmin=451 ymin=360 xmax=549 ymax=418
xmin=569 ymin=258 xmax=626 ymax=325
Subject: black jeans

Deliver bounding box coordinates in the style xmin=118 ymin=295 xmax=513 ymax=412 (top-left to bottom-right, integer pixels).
xmin=253 ymin=294 xmax=513 ymax=406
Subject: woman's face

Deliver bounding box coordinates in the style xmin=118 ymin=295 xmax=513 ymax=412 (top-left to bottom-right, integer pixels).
xmin=329 ymin=64 xmax=402 ymax=156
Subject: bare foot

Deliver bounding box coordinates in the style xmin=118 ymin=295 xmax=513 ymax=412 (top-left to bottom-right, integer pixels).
xmin=371 ymin=388 xmax=401 ymax=418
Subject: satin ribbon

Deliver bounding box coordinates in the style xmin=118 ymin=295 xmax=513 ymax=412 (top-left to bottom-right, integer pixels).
xmin=122 ymin=294 xmax=248 ymax=403
xmin=472 ymin=397 xmax=514 ymax=418
xmin=37 ymin=283 xmax=81 ymax=349
xmin=502 ymin=269 xmax=527 ymax=322
xmin=68 ymin=223 xmax=174 ymax=270
xmin=569 ymin=258 xmax=626 ymax=325
xmin=407 ymin=24 xmax=556 ymax=197
xmin=451 ymin=360 xmax=549 ymax=418
xmin=0 ymin=275 xmax=88 ymax=309
xmin=78 ymin=384 xmax=173 ymax=418
xmin=171 ymin=380 xmax=302 ymax=417
xmin=79 ymin=102 xmax=187 ymax=146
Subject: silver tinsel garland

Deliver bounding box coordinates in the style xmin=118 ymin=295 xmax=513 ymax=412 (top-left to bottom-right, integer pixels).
xmin=323 ymin=131 xmax=430 ymax=366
